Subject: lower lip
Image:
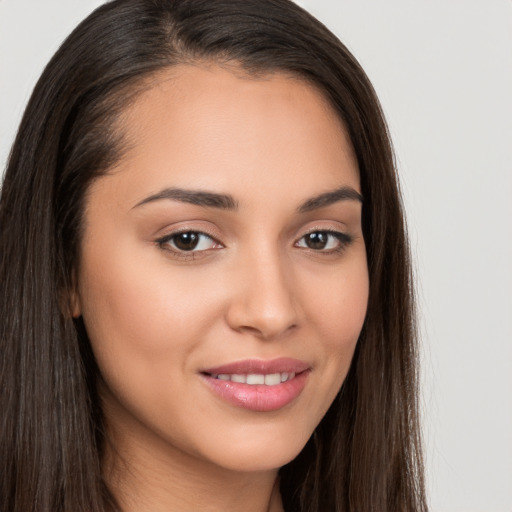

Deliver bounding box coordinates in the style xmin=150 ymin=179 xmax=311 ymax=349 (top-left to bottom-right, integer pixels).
xmin=201 ymin=371 xmax=310 ymax=412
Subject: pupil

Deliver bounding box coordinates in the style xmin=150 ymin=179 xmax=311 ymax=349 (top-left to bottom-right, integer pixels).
xmin=174 ymin=232 xmax=199 ymax=251
xmin=306 ymin=232 xmax=328 ymax=249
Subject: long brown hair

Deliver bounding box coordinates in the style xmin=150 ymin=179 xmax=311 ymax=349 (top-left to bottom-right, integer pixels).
xmin=0 ymin=1 xmax=427 ymax=510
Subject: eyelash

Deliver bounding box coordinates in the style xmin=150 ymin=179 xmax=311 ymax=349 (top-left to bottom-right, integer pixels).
xmin=295 ymin=230 xmax=353 ymax=254
xmin=156 ymin=230 xmax=222 ymax=260
xmin=155 ymin=229 xmax=353 ymax=260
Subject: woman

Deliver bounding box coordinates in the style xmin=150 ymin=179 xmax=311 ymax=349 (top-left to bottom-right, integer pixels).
xmin=0 ymin=1 xmax=427 ymax=511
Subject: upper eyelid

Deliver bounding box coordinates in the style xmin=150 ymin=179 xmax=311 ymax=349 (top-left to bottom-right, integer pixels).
xmin=295 ymin=218 xmax=350 ymax=233
xmin=156 ymin=231 xmax=221 ymax=258
xmin=157 ymin=227 xmax=347 ymax=239
xmin=296 ymin=227 xmax=351 ymax=241
xmin=154 ymin=223 xmax=352 ymax=247
xmin=296 ymin=230 xmax=352 ymax=244
xmin=156 ymin=227 xmax=221 ymax=243
xmin=299 ymin=227 xmax=347 ymax=236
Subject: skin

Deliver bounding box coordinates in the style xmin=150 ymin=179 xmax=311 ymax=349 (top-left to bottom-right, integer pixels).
xmin=73 ymin=64 xmax=369 ymax=512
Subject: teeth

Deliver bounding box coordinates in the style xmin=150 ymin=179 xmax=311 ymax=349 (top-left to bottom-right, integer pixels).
xmin=211 ymin=372 xmax=296 ymax=385
xmin=246 ymin=374 xmax=265 ymax=385
xmin=264 ymin=373 xmax=281 ymax=386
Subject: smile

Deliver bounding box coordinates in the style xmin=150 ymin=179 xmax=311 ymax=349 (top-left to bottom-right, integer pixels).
xmin=209 ymin=372 xmax=296 ymax=385
xmin=200 ymin=358 xmax=310 ymax=412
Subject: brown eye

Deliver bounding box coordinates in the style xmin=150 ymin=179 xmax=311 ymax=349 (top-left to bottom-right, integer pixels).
xmin=296 ymin=231 xmax=352 ymax=252
xmin=157 ymin=231 xmax=220 ymax=253
xmin=304 ymin=232 xmax=329 ymax=250
xmin=173 ymin=232 xmax=200 ymax=251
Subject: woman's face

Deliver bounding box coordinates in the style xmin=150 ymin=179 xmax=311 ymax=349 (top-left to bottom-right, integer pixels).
xmin=74 ymin=64 xmax=369 ymax=474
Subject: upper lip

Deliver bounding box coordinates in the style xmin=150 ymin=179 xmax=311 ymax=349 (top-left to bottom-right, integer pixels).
xmin=201 ymin=357 xmax=310 ymax=375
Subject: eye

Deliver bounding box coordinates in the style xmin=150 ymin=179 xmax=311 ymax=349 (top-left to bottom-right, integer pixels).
xmin=157 ymin=231 xmax=220 ymax=252
xmin=295 ymin=230 xmax=352 ymax=252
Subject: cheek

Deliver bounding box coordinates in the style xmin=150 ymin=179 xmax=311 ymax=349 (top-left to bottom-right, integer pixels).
xmin=76 ymin=245 xmax=226 ymax=453
xmin=306 ymin=254 xmax=369 ymax=386
xmin=77 ymin=238 xmax=236 ymax=396
xmin=77 ymin=244 xmax=201 ymax=382
xmin=309 ymin=253 xmax=369 ymax=342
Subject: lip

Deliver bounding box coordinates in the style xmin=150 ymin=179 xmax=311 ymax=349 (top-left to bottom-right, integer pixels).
xmin=201 ymin=357 xmax=310 ymax=376
xmin=200 ymin=358 xmax=311 ymax=412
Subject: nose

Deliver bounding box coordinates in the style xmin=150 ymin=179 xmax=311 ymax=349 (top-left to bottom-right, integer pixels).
xmin=225 ymin=247 xmax=299 ymax=340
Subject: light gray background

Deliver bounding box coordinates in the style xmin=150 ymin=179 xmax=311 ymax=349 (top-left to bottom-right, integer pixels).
xmin=1 ymin=1 xmax=511 ymax=511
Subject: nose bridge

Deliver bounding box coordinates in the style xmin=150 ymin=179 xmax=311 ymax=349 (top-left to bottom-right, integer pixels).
xmin=226 ymin=240 xmax=298 ymax=339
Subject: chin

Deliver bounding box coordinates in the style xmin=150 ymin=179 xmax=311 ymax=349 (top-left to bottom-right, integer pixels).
xmin=195 ymin=420 xmax=314 ymax=473
xmin=212 ymin=449 xmax=302 ymax=474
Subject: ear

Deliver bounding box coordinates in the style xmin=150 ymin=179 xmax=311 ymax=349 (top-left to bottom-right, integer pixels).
xmin=69 ymin=290 xmax=82 ymax=318
xmin=68 ymin=269 xmax=82 ymax=318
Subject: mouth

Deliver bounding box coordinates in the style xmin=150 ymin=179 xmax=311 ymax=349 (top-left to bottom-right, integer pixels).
xmin=201 ymin=357 xmax=310 ymax=376
xmin=206 ymin=372 xmax=297 ymax=386
xmin=200 ymin=358 xmax=311 ymax=412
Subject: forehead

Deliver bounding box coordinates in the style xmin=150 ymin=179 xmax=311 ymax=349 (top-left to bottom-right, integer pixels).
xmin=102 ymin=63 xmax=359 ymax=205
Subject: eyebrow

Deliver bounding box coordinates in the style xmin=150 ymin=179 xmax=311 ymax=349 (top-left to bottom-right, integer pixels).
xmin=133 ymin=188 xmax=238 ymax=210
xmin=133 ymin=185 xmax=362 ymax=212
xmin=297 ymin=186 xmax=363 ymax=213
